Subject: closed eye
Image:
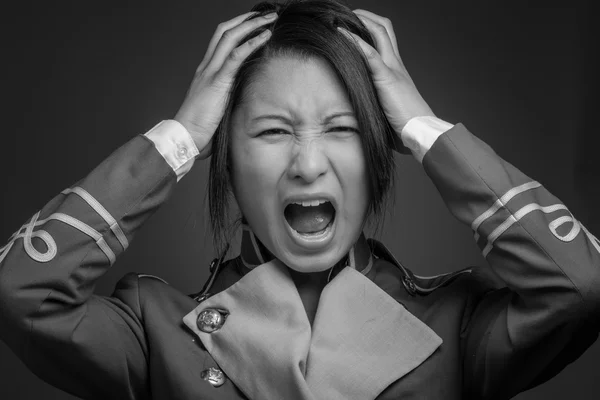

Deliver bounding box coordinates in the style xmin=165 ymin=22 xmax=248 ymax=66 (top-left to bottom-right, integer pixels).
xmin=257 ymin=126 xmax=359 ymax=137
xmin=258 ymin=128 xmax=290 ymax=136
xmin=328 ymin=126 xmax=360 ymax=133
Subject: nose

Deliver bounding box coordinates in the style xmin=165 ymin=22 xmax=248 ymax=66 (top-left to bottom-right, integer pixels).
xmin=287 ymin=139 xmax=329 ymax=183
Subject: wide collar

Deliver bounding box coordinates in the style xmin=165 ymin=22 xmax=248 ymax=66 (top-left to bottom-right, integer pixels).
xmin=183 ymin=231 xmax=443 ymax=400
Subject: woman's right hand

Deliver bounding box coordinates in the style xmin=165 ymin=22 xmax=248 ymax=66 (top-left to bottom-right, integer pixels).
xmin=174 ymin=11 xmax=277 ymax=159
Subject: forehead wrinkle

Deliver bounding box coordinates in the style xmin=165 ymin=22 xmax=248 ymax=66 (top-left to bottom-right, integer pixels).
xmin=241 ymin=56 xmax=354 ymax=126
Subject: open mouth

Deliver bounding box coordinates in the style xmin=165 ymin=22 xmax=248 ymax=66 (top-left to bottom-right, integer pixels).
xmin=284 ymin=199 xmax=336 ymax=236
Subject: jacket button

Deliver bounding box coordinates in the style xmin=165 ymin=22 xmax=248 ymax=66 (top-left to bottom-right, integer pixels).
xmin=201 ymin=367 xmax=226 ymax=387
xmin=197 ymin=309 xmax=226 ymax=333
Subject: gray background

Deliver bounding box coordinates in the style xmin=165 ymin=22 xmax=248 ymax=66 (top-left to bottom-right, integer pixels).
xmin=0 ymin=0 xmax=597 ymax=399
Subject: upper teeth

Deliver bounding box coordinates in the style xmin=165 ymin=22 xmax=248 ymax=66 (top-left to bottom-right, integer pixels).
xmin=293 ymin=199 xmax=329 ymax=207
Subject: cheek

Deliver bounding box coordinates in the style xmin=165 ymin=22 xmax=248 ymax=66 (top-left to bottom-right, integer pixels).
xmin=230 ymin=141 xmax=286 ymax=219
xmin=331 ymin=139 xmax=370 ymax=213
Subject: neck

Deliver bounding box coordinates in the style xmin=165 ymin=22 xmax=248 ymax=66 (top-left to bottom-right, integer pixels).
xmin=288 ymin=268 xmax=330 ymax=325
xmin=238 ymin=223 xmax=375 ymax=324
xmin=288 ymin=267 xmax=330 ymax=288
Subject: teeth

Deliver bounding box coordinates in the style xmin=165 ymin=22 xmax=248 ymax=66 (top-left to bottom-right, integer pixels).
xmin=293 ymin=199 xmax=329 ymax=207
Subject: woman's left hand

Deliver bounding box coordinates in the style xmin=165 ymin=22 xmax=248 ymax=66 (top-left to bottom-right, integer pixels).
xmin=338 ymin=10 xmax=435 ymax=150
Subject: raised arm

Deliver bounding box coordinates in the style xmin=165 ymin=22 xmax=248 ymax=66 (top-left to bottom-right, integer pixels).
xmin=406 ymin=118 xmax=600 ymax=398
xmin=342 ymin=9 xmax=600 ymax=399
xmin=0 ymin=11 xmax=277 ymax=399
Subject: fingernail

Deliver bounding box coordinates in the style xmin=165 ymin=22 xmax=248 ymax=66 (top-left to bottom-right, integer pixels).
xmin=264 ymin=12 xmax=278 ymax=19
xmin=259 ymin=29 xmax=271 ymax=38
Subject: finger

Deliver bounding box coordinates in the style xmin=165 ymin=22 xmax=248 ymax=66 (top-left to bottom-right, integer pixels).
xmin=208 ymin=12 xmax=277 ymax=72
xmin=354 ymin=9 xmax=400 ymax=60
xmin=218 ymin=29 xmax=272 ymax=79
xmin=354 ymin=14 xmax=401 ymax=70
xmin=337 ymin=27 xmax=389 ymax=78
xmin=198 ymin=11 xmax=258 ymax=72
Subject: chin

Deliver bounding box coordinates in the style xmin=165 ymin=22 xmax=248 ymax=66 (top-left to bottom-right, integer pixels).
xmin=273 ymin=228 xmax=353 ymax=274
xmin=278 ymin=250 xmax=344 ymax=274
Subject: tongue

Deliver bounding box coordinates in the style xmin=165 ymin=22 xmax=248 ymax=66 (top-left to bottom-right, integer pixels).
xmin=285 ymin=202 xmax=335 ymax=234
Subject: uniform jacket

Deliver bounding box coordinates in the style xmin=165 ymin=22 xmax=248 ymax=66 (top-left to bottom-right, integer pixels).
xmin=1 ymin=120 xmax=599 ymax=400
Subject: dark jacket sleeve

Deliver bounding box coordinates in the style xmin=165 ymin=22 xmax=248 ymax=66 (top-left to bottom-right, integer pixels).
xmin=0 ymin=135 xmax=178 ymax=399
xmin=421 ymin=124 xmax=600 ymax=399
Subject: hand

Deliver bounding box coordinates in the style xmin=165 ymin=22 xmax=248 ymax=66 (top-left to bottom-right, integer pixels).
xmin=174 ymin=11 xmax=277 ymax=159
xmin=338 ymin=10 xmax=435 ymax=151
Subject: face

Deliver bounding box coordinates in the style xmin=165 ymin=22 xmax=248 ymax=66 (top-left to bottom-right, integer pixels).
xmin=230 ymin=55 xmax=370 ymax=273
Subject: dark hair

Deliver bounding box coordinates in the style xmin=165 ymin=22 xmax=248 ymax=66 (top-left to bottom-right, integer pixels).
xmin=209 ymin=0 xmax=397 ymax=253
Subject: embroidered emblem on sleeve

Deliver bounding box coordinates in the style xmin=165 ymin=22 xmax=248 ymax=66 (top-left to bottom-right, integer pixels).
xmin=0 ymin=187 xmax=127 ymax=265
xmin=472 ymin=181 xmax=600 ymax=257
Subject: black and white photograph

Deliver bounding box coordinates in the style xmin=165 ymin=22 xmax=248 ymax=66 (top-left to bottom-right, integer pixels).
xmin=0 ymin=0 xmax=597 ymax=399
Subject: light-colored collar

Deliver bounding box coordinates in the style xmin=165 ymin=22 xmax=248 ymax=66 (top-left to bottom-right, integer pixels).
xmin=183 ymin=258 xmax=443 ymax=400
xmin=239 ymin=223 xmax=374 ymax=281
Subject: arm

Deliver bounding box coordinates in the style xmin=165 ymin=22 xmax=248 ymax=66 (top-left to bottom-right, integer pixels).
xmin=0 ymin=11 xmax=277 ymax=399
xmin=0 ymin=122 xmax=195 ymax=399
xmin=404 ymin=117 xmax=600 ymax=398
xmin=344 ymin=9 xmax=600 ymax=399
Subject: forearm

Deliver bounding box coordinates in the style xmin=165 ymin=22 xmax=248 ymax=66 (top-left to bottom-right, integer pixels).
xmin=409 ymin=119 xmax=600 ymax=335
xmin=0 ymin=121 xmax=197 ymax=351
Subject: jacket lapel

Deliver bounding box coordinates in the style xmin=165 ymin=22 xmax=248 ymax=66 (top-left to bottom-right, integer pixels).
xmin=183 ymin=230 xmax=443 ymax=400
xmin=306 ymin=266 xmax=442 ymax=400
xmin=184 ymin=260 xmax=315 ymax=400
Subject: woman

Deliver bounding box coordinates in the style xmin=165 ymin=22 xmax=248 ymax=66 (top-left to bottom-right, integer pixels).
xmin=0 ymin=0 xmax=598 ymax=399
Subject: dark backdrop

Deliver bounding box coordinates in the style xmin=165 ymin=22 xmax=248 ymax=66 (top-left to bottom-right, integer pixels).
xmin=0 ymin=1 xmax=597 ymax=399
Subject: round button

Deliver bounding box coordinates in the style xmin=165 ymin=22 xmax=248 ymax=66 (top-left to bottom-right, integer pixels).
xmin=197 ymin=309 xmax=225 ymax=333
xmin=176 ymin=144 xmax=188 ymax=160
xmin=201 ymin=367 xmax=226 ymax=387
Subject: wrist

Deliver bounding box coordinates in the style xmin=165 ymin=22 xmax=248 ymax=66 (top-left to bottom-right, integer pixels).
xmin=144 ymin=120 xmax=200 ymax=181
xmin=399 ymin=116 xmax=454 ymax=163
xmin=173 ymin=113 xmax=214 ymax=158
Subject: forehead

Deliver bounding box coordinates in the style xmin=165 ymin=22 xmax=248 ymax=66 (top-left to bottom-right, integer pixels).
xmin=239 ymin=55 xmax=353 ymax=118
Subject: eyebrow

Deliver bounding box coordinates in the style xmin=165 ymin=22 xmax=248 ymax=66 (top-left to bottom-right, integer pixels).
xmin=250 ymin=111 xmax=356 ymax=124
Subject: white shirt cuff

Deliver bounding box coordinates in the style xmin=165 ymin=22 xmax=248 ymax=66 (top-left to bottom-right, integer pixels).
xmin=144 ymin=120 xmax=199 ymax=182
xmin=400 ymin=116 xmax=454 ymax=163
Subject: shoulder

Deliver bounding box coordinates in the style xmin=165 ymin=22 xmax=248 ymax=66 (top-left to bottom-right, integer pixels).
xmin=113 ymin=272 xmax=173 ymax=310
xmin=115 ymin=272 xmax=169 ymax=290
xmin=368 ymin=238 xmax=503 ymax=298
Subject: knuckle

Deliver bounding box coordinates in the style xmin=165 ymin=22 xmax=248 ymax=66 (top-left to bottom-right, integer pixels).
xmin=253 ymin=15 xmax=268 ymax=25
xmin=229 ymin=47 xmax=243 ymax=61
xmin=375 ymin=23 xmax=387 ymax=34
xmin=221 ymin=29 xmax=234 ymax=41
xmin=246 ymin=37 xmax=257 ymax=47
xmin=247 ymin=35 xmax=262 ymax=47
xmin=216 ymin=22 xmax=227 ymax=33
xmin=382 ymin=17 xmax=392 ymax=27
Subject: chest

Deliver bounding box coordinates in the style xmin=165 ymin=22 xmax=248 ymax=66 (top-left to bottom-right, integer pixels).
xmin=140 ymin=286 xmax=467 ymax=400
